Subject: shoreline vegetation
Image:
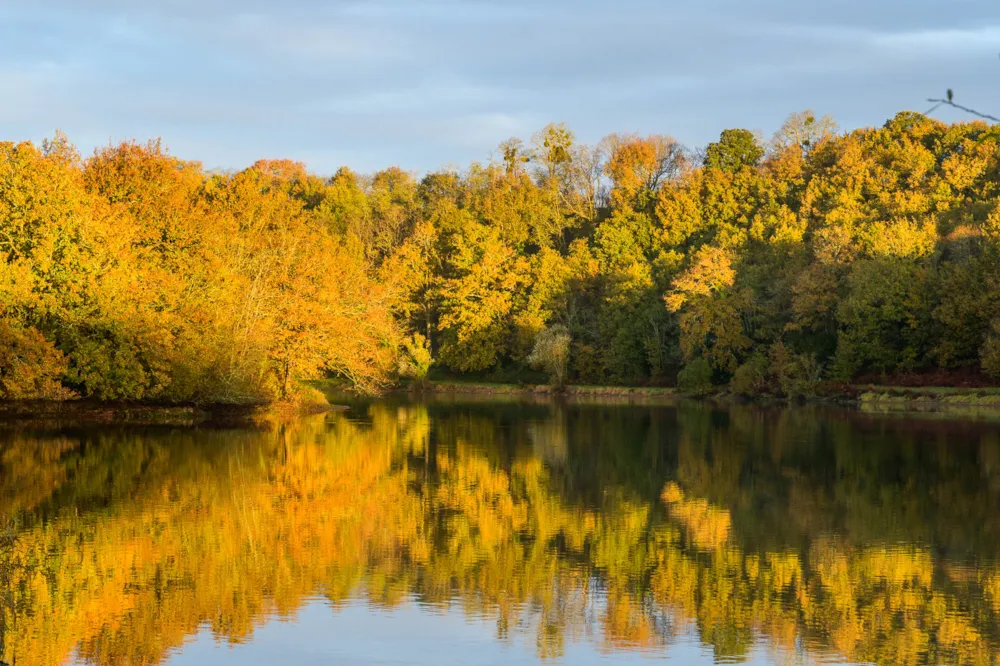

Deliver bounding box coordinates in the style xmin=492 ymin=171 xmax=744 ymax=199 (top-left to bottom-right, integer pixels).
xmin=3 ymin=110 xmax=1000 ymax=410
xmin=400 ymin=379 xmax=677 ymax=397
xmin=0 ymin=384 xmax=341 ymax=427
xmin=6 ymin=381 xmax=1000 ymax=428
xmin=401 ymin=379 xmax=1000 ymax=410
xmin=0 ymin=396 xmax=343 ymax=427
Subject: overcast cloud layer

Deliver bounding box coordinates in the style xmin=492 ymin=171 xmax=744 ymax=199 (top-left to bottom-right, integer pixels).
xmin=2 ymin=0 xmax=998 ymax=173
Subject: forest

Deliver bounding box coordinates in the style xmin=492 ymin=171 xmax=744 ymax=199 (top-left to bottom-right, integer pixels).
xmin=2 ymin=110 xmax=1000 ymax=403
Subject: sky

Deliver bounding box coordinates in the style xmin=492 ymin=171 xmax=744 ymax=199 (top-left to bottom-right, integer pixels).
xmin=2 ymin=0 xmax=999 ymax=175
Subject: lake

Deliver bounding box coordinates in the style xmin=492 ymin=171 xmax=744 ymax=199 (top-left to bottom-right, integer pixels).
xmin=1 ymin=395 xmax=999 ymax=665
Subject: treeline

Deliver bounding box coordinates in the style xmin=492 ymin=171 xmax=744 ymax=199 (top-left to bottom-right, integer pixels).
xmin=378 ymin=110 xmax=1000 ymax=393
xmin=3 ymin=110 xmax=1000 ymax=401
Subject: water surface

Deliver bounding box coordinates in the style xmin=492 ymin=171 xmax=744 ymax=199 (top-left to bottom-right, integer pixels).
xmin=1 ymin=397 xmax=999 ymax=665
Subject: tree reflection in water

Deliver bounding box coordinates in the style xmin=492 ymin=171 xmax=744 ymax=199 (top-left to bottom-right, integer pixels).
xmin=0 ymin=399 xmax=999 ymax=665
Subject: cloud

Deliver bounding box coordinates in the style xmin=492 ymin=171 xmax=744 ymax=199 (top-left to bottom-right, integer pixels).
xmin=1 ymin=0 xmax=999 ymax=173
xmin=218 ymin=12 xmax=407 ymax=62
xmin=872 ymin=26 xmax=1000 ymax=57
xmin=448 ymin=111 xmax=538 ymax=147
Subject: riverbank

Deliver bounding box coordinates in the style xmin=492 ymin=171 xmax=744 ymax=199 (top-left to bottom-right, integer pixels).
xmin=0 ymin=386 xmax=341 ymax=428
xmin=398 ymin=380 xmax=677 ymax=398
xmin=0 ymin=401 xmax=218 ymax=427
xmin=6 ymin=381 xmax=1000 ymax=427
xmin=855 ymin=386 xmax=1000 ymax=411
xmin=397 ymin=379 xmax=1000 ymax=413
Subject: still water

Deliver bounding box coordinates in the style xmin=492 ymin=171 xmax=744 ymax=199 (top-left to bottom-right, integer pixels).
xmin=1 ymin=396 xmax=1000 ymax=665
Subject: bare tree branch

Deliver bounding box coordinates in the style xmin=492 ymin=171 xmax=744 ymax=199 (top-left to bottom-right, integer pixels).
xmin=926 ymin=97 xmax=1000 ymax=123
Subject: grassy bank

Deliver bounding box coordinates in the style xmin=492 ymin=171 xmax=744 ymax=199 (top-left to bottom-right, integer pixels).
xmin=398 ymin=379 xmax=676 ymax=398
xmin=398 ymin=379 xmax=1000 ymax=413
xmin=8 ymin=380 xmax=1000 ymax=426
xmin=855 ymin=386 xmax=1000 ymax=410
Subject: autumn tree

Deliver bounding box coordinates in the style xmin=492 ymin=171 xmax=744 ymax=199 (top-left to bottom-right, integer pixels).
xmin=528 ymin=324 xmax=572 ymax=386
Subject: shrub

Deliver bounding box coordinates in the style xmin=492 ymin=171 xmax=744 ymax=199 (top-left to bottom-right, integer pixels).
xmin=0 ymin=320 xmax=75 ymax=400
xmin=398 ymin=333 xmax=433 ymax=383
xmin=730 ymin=353 xmax=770 ymax=396
xmin=981 ymin=319 xmax=1000 ymax=378
xmin=528 ymin=325 xmax=572 ymax=387
xmin=677 ymin=358 xmax=714 ymax=395
xmin=772 ymin=343 xmax=822 ymax=398
xmin=570 ymin=341 xmax=601 ymax=384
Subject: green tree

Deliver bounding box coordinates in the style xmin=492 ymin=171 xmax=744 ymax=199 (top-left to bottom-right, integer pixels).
xmin=703 ymin=129 xmax=764 ymax=172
